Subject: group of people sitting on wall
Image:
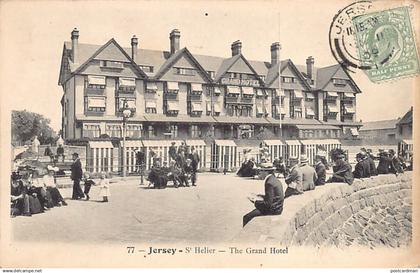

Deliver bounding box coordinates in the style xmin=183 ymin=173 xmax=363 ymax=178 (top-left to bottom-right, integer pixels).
xmin=43 ymin=144 xmax=66 ymax=163
xmin=11 ymin=165 xmax=68 ymax=217
xmin=242 ymin=147 xmax=411 ymax=227
xmin=146 ymin=142 xmax=201 ymax=189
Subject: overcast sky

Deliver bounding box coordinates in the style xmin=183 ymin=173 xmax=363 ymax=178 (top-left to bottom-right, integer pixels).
xmin=0 ymin=0 xmax=415 ymax=131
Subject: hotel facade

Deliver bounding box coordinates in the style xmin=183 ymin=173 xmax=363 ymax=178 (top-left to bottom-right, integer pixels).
xmin=58 ymin=28 xmax=361 ymax=173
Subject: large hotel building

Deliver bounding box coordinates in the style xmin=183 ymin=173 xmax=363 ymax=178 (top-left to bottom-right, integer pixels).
xmin=58 ymin=28 xmax=361 ymax=173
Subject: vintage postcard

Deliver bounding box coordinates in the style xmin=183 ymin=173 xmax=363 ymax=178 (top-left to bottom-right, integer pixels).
xmin=0 ymin=0 xmax=419 ymax=269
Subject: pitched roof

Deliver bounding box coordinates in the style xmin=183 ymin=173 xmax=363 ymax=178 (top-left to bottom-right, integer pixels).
xmin=59 ymin=39 xmax=361 ymax=94
xmin=359 ymin=119 xmax=399 ymax=131
xmin=397 ymin=108 xmax=413 ymax=125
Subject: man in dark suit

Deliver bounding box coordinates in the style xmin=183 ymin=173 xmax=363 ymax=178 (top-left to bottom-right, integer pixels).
xmin=377 ymin=151 xmax=391 ymax=174
xmin=327 ymin=154 xmax=354 ymax=185
xmin=169 ymin=142 xmax=177 ymax=162
xmin=389 ymin=149 xmax=404 ymax=174
xmin=71 ymin=153 xmax=85 ymax=200
xmin=314 ymin=154 xmax=327 ymax=186
xmin=243 ymin=168 xmax=284 ymax=227
xmin=353 ymin=152 xmax=371 ymax=179
xmin=366 ymin=150 xmax=378 ymax=176
xmin=190 ymin=147 xmax=200 ymax=186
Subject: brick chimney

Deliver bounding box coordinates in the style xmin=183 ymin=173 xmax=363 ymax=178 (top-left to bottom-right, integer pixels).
xmin=170 ymin=29 xmax=180 ymax=54
xmin=306 ymin=56 xmax=314 ymax=79
xmin=131 ymin=35 xmax=138 ymax=60
xmin=270 ymin=42 xmax=281 ymax=65
xmin=71 ymin=28 xmax=79 ymax=63
xmin=231 ymin=40 xmax=242 ymax=56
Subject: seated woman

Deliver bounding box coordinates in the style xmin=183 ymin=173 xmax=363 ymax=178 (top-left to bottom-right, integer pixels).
xmin=43 ymin=166 xmax=68 ymax=206
xmin=11 ymin=172 xmax=31 ymax=217
xmin=147 ymin=161 xmax=167 ymax=189
xmin=29 ymin=171 xmax=52 ymax=211
xmin=167 ymin=160 xmax=182 ymax=188
xmin=237 ymin=158 xmax=258 ymax=177
xmin=243 ymin=168 xmax=284 ymax=227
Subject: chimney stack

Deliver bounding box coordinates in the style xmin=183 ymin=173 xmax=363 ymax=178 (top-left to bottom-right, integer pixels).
xmin=170 ymin=29 xmax=181 ymax=54
xmin=71 ymin=28 xmax=79 ymax=63
xmin=306 ymin=56 xmax=314 ymax=79
xmin=131 ymin=35 xmax=138 ymax=60
xmin=270 ymin=42 xmax=281 ymax=65
xmin=231 ymin=40 xmax=242 ymax=56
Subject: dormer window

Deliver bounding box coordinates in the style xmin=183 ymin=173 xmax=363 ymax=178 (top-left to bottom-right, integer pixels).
xmin=259 ymin=75 xmax=266 ymax=82
xmin=175 ymin=67 xmax=196 ymax=76
xmin=100 ymin=60 xmax=124 ymax=69
xmin=332 ymin=78 xmax=347 ymax=86
xmin=139 ymin=65 xmax=154 ymax=73
xmin=241 ymin=87 xmax=254 ymax=98
xmin=282 ymin=76 xmax=295 ymax=83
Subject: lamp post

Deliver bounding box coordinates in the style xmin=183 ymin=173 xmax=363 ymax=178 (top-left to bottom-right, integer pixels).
xmin=122 ymin=101 xmax=132 ymax=178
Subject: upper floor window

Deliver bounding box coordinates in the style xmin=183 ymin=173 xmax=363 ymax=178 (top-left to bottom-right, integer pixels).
xmin=126 ymin=125 xmax=142 ymax=138
xmin=106 ymin=125 xmax=121 ymax=138
xmin=118 ymin=78 xmax=136 ymax=92
xmin=175 ymin=67 xmax=196 ymax=76
xmin=83 ymin=124 xmax=101 ymax=138
xmin=332 ymin=78 xmax=347 ymax=86
xmin=228 ymin=72 xmax=240 ymax=79
xmin=86 ymin=75 xmax=106 ymax=89
xmin=282 ymin=77 xmax=295 ymax=83
xmin=84 ymin=96 xmax=106 ymax=112
xmin=116 ymin=97 xmax=136 ymax=113
xmin=139 ymin=65 xmax=154 ymax=73
xmin=100 ymin=60 xmax=124 ymax=69
xmin=145 ymin=100 xmax=157 ymax=114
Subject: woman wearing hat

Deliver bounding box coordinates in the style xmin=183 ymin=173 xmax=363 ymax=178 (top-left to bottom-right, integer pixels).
xmin=43 ymin=166 xmax=68 ymax=206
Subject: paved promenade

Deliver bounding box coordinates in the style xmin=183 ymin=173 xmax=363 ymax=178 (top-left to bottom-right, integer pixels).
xmin=12 ymin=173 xmax=273 ymax=244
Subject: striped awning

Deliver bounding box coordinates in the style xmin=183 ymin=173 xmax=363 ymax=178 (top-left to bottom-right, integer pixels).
xmin=294 ymin=90 xmax=303 ymax=98
xmin=191 ymin=83 xmax=203 ymax=92
xmin=89 ymin=141 xmax=113 ymax=149
xmin=167 ymin=81 xmax=179 ymax=90
xmin=256 ymin=104 xmax=264 ymax=114
xmin=191 ymin=102 xmax=203 ymax=112
xmin=305 ymin=92 xmax=315 ymax=99
xmin=344 ymin=92 xmax=355 ymax=98
xmin=263 ymin=139 xmax=284 ymax=146
xmin=88 ymin=75 xmax=106 ymax=86
xmin=345 ymin=105 xmax=355 ymax=113
xmin=145 ymin=100 xmax=157 ymax=109
xmin=146 ymin=82 xmax=158 ymax=90
xmin=242 ymin=87 xmax=254 ymax=96
xmin=88 ymin=97 xmax=106 ymax=108
xmin=306 ymin=108 xmax=315 ymax=116
xmin=119 ymin=77 xmax=136 ymax=87
xmin=402 ymin=139 xmax=413 ymax=145
xmin=327 ymin=91 xmax=338 ymax=97
xmin=214 ymin=87 xmax=222 ymax=95
xmin=186 ymin=139 xmax=206 ymax=146
xmin=167 ymin=101 xmax=179 ymax=111
xmin=214 ymin=103 xmax=221 ymax=113
xmin=285 ymin=140 xmax=301 ymax=146
xmin=350 ymin=128 xmax=359 ymax=136
xmin=214 ymin=139 xmax=237 ymax=146
xmin=328 ymin=105 xmax=339 ymax=113
xmin=227 ymin=86 xmax=240 ymax=95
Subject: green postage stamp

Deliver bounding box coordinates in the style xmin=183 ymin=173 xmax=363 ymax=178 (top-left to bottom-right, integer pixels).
xmin=352 ymin=6 xmax=420 ymax=82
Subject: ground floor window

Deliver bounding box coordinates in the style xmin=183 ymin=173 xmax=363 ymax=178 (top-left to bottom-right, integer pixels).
xmin=106 ymin=125 xmax=121 ymax=138
xmin=83 ymin=124 xmax=101 ymax=138
xmin=191 ymin=125 xmax=201 ymax=138
xmin=126 ymin=124 xmax=142 ymax=138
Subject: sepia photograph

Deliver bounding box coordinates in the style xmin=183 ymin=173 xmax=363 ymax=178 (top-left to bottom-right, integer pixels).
xmin=0 ymin=0 xmax=419 ymax=269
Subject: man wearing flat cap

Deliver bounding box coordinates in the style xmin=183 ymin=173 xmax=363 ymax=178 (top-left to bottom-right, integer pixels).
xmin=71 ymin=152 xmax=85 ymax=200
xmin=353 ymin=151 xmax=371 ymax=179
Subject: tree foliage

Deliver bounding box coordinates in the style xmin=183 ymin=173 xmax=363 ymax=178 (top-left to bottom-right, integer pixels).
xmin=12 ymin=110 xmax=57 ymax=145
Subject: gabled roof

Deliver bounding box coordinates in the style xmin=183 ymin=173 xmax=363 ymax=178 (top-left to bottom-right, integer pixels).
xmin=397 ymin=108 xmax=413 ymax=125
xmin=315 ymin=64 xmax=341 ymax=90
xmin=359 ymin=119 xmax=399 ymax=131
xmin=72 ymin=38 xmax=148 ymax=79
xmin=214 ymin=54 xmax=264 ymax=85
xmin=153 ymin=47 xmax=213 ymax=82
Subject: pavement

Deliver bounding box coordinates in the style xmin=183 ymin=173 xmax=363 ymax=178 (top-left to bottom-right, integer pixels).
xmin=12 ymin=173 xmax=271 ymax=244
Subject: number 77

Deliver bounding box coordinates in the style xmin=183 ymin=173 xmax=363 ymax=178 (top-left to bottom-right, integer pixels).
xmin=127 ymin=246 xmax=135 ymax=253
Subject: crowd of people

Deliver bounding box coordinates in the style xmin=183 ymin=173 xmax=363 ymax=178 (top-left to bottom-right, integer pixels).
xmin=11 ymin=165 xmax=68 ymax=217
xmin=146 ymin=142 xmax=201 ymax=189
xmin=242 ymin=147 xmax=412 ymax=226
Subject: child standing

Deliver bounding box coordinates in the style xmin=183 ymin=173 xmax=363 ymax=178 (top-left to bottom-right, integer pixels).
xmin=82 ymin=172 xmax=95 ymax=201
xmin=98 ymin=172 xmax=110 ymax=202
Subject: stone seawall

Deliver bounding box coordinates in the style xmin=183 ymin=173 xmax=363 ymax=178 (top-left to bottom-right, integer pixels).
xmin=233 ymin=172 xmax=412 ymax=248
